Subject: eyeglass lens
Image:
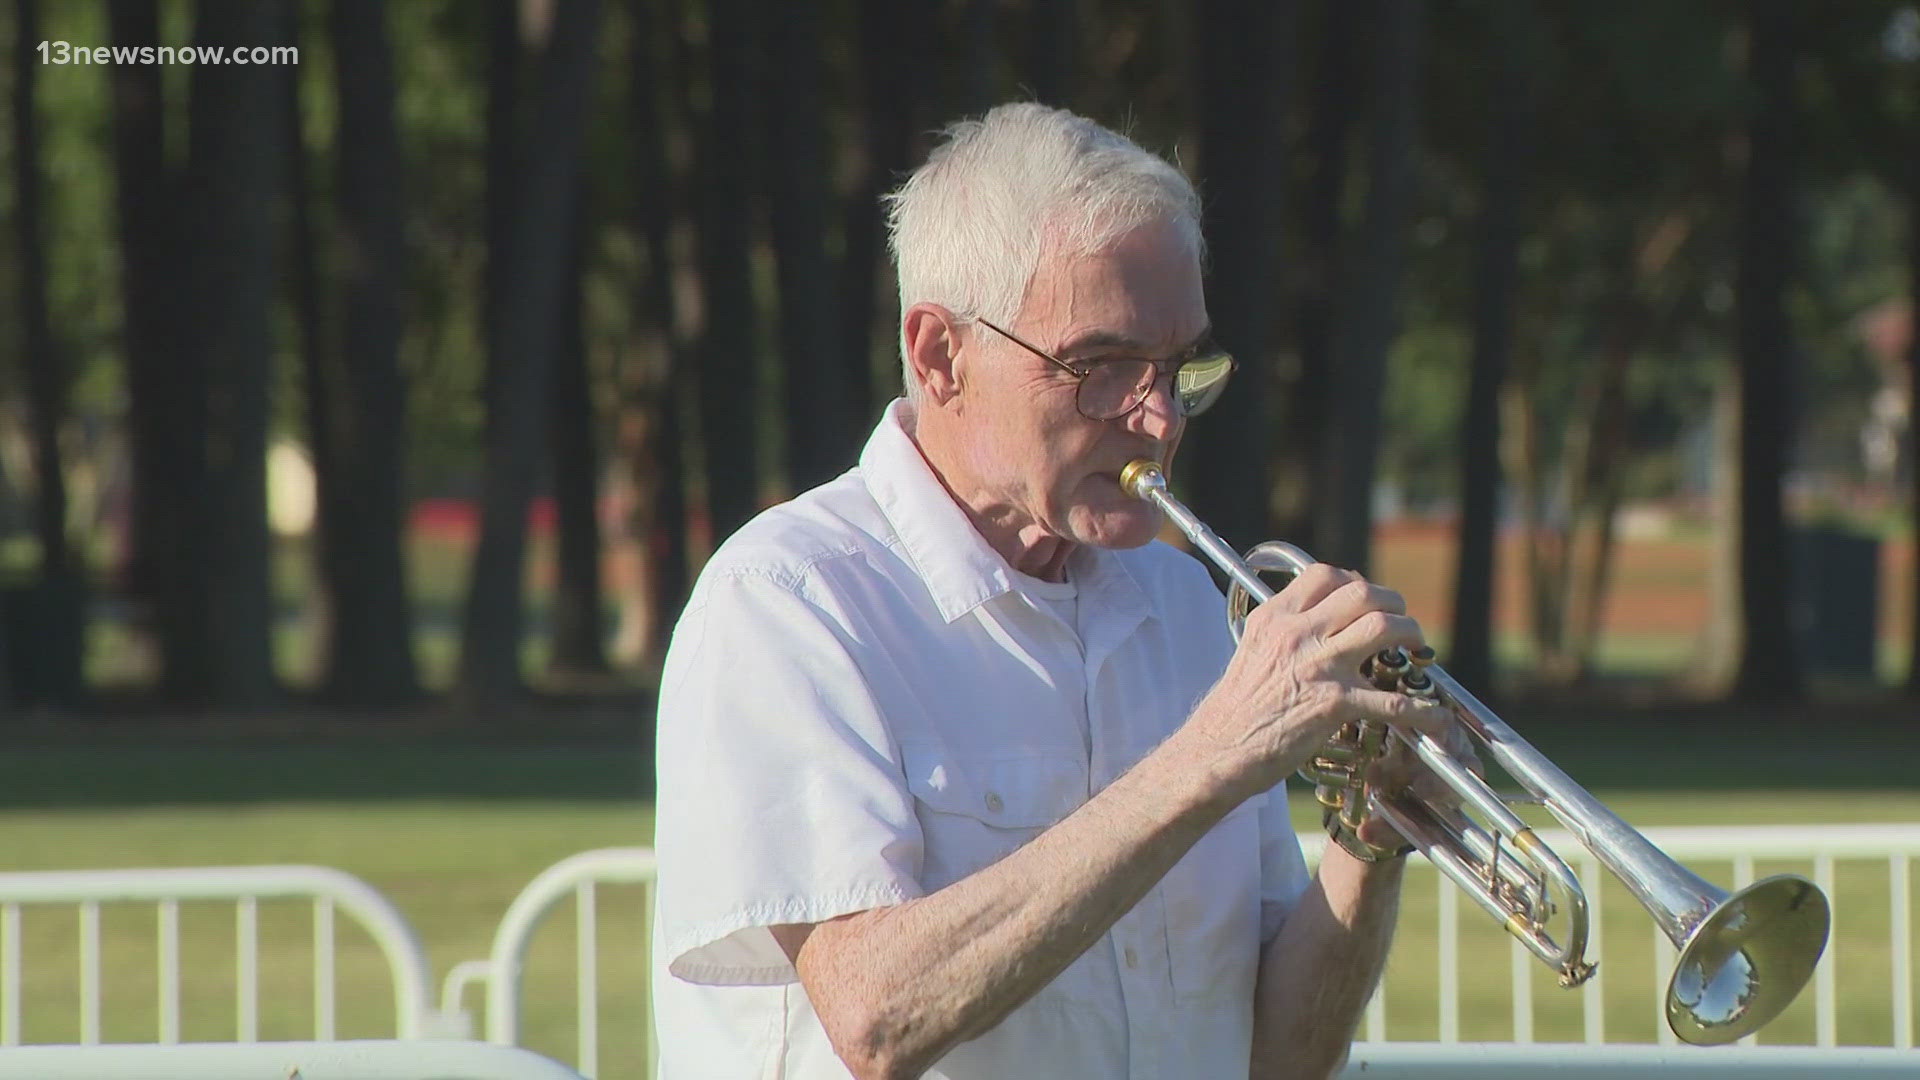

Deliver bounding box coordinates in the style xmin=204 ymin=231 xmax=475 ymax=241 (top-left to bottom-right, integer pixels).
xmin=1174 ymin=355 xmax=1232 ymax=416
xmin=1079 ymin=354 xmax=1234 ymax=420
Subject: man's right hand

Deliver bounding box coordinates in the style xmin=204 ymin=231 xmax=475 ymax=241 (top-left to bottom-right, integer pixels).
xmin=1181 ymin=563 xmax=1453 ymax=804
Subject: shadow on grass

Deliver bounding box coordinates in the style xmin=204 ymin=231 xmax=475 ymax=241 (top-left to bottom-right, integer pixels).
xmin=7 ymin=701 xmax=1915 ymax=811
xmin=4 ymin=679 xmax=1913 ymax=808
xmin=1484 ymin=695 xmax=1920 ymax=791
xmin=0 ymin=745 xmax=650 ymax=808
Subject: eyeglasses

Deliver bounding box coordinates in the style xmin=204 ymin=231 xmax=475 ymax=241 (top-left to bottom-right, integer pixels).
xmin=974 ymin=317 xmax=1237 ymax=422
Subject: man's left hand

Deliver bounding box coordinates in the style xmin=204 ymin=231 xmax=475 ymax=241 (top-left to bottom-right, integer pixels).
xmin=1352 ymin=717 xmax=1481 ymax=854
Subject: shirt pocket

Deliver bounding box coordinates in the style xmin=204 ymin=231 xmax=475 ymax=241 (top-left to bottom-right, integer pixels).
xmin=898 ymin=745 xmax=1082 ymax=818
xmin=900 ymin=746 xmax=1109 ymax=1008
xmin=901 ymin=747 xmax=1086 ymax=875
xmin=1162 ymin=792 xmax=1266 ymax=1005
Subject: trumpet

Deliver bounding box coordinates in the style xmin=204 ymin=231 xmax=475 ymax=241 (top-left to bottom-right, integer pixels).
xmin=1120 ymin=459 xmax=1829 ymax=1046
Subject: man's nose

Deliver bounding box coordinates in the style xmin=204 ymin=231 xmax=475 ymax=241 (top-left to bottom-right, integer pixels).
xmin=1124 ymin=372 xmax=1181 ymax=441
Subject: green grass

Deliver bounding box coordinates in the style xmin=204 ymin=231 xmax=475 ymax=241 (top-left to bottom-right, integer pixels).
xmin=0 ymin=748 xmax=1915 ymax=1077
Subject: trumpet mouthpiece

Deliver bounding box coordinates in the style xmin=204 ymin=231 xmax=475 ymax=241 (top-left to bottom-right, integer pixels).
xmin=1120 ymin=459 xmax=1165 ymax=500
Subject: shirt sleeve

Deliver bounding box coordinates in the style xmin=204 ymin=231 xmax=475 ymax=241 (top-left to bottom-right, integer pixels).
xmin=1258 ymin=776 xmax=1312 ymax=943
xmin=653 ymin=569 xmax=925 ymax=986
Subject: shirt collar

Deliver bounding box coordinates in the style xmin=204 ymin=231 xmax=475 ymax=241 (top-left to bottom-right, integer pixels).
xmin=859 ymin=399 xmax=1151 ymax=627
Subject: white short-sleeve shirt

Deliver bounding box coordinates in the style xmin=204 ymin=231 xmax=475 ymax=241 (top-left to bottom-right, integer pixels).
xmin=652 ymin=400 xmax=1309 ymax=1079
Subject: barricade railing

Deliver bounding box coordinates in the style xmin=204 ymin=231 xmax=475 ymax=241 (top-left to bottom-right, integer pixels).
xmin=0 ymin=1039 xmax=585 ymax=1079
xmin=0 ymin=865 xmax=440 ymax=1044
xmin=457 ymin=825 xmax=1918 ymax=1076
xmin=440 ymin=847 xmax=658 ymax=1080
xmin=1336 ymin=1042 xmax=1920 ymax=1077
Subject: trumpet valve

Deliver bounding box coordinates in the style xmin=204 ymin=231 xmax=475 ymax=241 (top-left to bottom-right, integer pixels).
xmin=1309 ymin=737 xmax=1364 ymax=767
xmin=1365 ymin=649 xmax=1410 ymax=690
xmin=1339 ymin=796 xmax=1369 ymax=834
xmin=1299 ymin=756 xmax=1358 ymax=803
xmin=1354 ymin=719 xmax=1390 ymax=757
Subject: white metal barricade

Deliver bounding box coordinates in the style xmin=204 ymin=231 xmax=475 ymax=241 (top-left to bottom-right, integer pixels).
xmin=0 ymin=1039 xmax=585 ymax=1079
xmin=0 ymin=865 xmax=441 ymax=1044
xmin=441 ymin=848 xmax=658 ymax=1080
xmin=451 ymin=824 xmax=1920 ymax=1076
xmin=1337 ymin=1042 xmax=1920 ymax=1077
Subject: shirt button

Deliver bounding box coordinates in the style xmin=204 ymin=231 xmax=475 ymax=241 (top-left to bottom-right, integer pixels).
xmin=984 ymin=791 xmax=1004 ymax=813
xmin=1124 ymin=946 xmax=1138 ymax=968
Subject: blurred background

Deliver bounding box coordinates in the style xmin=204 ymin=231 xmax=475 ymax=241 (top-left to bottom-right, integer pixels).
xmin=0 ymin=0 xmax=1913 ymax=726
xmin=1 ymin=0 xmax=1918 ymax=1069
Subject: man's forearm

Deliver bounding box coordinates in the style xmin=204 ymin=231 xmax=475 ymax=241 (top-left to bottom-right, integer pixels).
xmin=793 ymin=727 xmax=1243 ymax=1079
xmin=1249 ymin=843 xmax=1406 ymax=1080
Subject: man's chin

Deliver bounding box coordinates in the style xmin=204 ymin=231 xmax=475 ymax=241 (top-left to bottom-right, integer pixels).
xmin=1070 ymin=507 xmax=1164 ymax=550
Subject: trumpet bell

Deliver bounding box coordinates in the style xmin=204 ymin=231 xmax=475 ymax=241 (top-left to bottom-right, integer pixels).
xmin=1668 ymin=875 xmax=1830 ymax=1045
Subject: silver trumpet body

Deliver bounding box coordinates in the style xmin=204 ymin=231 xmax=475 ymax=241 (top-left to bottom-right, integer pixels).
xmin=1120 ymin=459 xmax=1829 ymax=1046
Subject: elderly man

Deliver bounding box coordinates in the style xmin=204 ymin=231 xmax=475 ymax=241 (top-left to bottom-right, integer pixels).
xmin=652 ymin=103 xmax=1450 ymax=1079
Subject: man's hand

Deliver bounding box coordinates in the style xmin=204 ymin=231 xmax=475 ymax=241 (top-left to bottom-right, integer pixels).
xmin=1351 ymin=719 xmax=1482 ymax=854
xmin=1184 ymin=563 xmax=1453 ymax=803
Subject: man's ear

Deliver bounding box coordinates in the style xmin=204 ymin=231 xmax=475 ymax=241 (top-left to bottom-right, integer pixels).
xmin=902 ymin=303 xmax=964 ymax=407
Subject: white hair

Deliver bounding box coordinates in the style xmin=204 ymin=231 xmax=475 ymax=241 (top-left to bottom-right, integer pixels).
xmin=883 ymin=103 xmax=1205 ymax=400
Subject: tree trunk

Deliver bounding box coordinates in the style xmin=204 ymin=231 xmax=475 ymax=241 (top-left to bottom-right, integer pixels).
xmin=13 ymin=0 xmax=86 ymax=708
xmin=650 ymin=374 xmax=692 ymax=658
xmin=841 ymin=0 xmax=924 ymax=411
xmin=1730 ymin=2 xmax=1802 ymax=701
xmin=1276 ymin=0 xmax=1359 ymax=550
xmin=547 ymin=195 xmax=610 ymax=677
xmin=1506 ymin=371 xmax=1568 ymax=670
xmin=316 ymin=0 xmax=420 ymax=709
xmin=1450 ymin=1 xmax=1530 ymax=699
xmin=1561 ymin=339 xmax=1634 ymax=678
xmin=457 ymin=0 xmax=605 ymax=706
xmin=285 ymin=11 xmax=330 ymax=688
xmin=609 ymin=0 xmax=690 ymax=672
xmin=764 ymin=0 xmax=854 ymax=494
xmin=1568 ymin=455 xmax=1626 ymax=678
xmin=483 ymin=0 xmax=519 ymax=416
xmin=1184 ymin=0 xmax=1291 ymax=552
xmin=1518 ymin=334 xmax=1629 ymax=684
xmin=1909 ymin=177 xmax=1920 ymax=697
xmin=1702 ymin=376 xmax=1744 ymax=693
xmin=1316 ymin=0 xmax=1423 ymax=576
xmin=13 ymin=0 xmax=69 ymax=585
xmin=185 ymin=0 xmax=292 ymax=711
xmin=692 ymin=0 xmax=762 ymax=548
xmin=109 ymin=0 xmax=203 ymax=702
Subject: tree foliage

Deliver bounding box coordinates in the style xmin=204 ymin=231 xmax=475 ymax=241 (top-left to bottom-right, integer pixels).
xmin=0 ymin=0 xmax=1913 ymax=718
